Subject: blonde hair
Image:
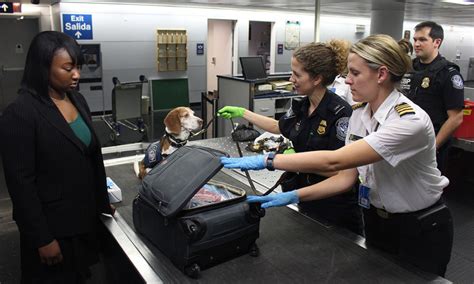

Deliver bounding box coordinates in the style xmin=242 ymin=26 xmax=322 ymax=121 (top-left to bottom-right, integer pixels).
xmin=293 ymin=39 xmax=351 ymax=85
xmin=350 ymin=34 xmax=411 ymax=82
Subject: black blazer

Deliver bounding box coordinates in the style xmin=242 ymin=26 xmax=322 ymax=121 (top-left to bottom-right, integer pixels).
xmin=0 ymin=89 xmax=111 ymax=249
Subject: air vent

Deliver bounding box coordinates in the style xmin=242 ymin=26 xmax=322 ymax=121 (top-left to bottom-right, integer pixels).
xmin=355 ymin=25 xmax=365 ymax=34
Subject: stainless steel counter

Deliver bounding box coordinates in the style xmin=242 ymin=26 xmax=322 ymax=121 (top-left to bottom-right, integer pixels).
xmin=99 ymin=138 xmax=449 ymax=283
xmin=452 ymin=138 xmax=474 ymax=152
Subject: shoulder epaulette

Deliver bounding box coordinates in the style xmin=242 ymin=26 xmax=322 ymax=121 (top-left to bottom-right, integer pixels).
xmin=394 ymin=102 xmax=415 ymax=117
xmin=351 ymin=102 xmax=367 ymax=110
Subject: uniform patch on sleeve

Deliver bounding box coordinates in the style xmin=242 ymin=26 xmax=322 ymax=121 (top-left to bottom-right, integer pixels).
xmin=451 ymin=74 xmax=464 ymax=90
xmin=394 ymin=103 xmax=415 ymax=117
xmin=144 ymin=141 xmax=162 ymax=168
xmin=335 ymin=116 xmax=349 ymax=141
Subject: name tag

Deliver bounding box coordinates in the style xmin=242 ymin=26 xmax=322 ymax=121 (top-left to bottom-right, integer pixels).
xmin=358 ymin=184 xmax=371 ymax=209
xmin=349 ymin=134 xmax=363 ymax=141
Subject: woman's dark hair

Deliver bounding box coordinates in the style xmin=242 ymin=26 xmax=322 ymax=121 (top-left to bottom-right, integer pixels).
xmin=398 ymin=39 xmax=413 ymax=55
xmin=293 ymin=39 xmax=350 ymax=86
xmin=415 ymin=21 xmax=444 ymax=45
xmin=21 ymin=31 xmax=83 ymax=97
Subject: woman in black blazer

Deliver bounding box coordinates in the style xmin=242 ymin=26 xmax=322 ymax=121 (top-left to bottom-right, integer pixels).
xmin=0 ymin=31 xmax=113 ymax=283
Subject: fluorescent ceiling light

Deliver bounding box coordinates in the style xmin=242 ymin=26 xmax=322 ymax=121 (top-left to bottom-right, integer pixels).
xmin=442 ymin=0 xmax=474 ymax=5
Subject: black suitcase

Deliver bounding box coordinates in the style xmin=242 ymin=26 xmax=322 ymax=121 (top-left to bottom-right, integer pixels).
xmin=133 ymin=145 xmax=265 ymax=278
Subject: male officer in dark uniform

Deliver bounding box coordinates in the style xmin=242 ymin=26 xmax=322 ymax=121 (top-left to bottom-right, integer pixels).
xmin=400 ymin=21 xmax=464 ymax=173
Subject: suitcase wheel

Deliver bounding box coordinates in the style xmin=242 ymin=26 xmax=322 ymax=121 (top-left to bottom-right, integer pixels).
xmin=184 ymin=263 xmax=200 ymax=278
xmin=249 ymin=243 xmax=259 ymax=257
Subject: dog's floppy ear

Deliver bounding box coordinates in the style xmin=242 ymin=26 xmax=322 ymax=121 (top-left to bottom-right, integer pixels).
xmin=164 ymin=108 xmax=182 ymax=134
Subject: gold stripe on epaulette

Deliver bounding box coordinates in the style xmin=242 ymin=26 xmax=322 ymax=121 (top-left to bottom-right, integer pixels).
xmin=394 ymin=103 xmax=415 ymax=117
xmin=352 ymin=102 xmax=367 ymax=110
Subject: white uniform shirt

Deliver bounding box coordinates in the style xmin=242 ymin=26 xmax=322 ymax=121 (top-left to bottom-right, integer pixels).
xmin=345 ymin=89 xmax=448 ymax=213
xmin=329 ymin=75 xmax=355 ymax=106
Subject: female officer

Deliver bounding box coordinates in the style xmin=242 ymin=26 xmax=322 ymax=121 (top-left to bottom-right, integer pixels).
xmin=0 ymin=31 xmax=113 ymax=283
xmin=218 ymin=40 xmax=362 ymax=235
xmin=398 ymin=38 xmax=413 ymax=56
xmin=221 ymin=34 xmax=453 ymax=276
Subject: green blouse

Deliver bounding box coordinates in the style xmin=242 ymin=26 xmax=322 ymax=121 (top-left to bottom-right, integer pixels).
xmin=69 ymin=114 xmax=91 ymax=147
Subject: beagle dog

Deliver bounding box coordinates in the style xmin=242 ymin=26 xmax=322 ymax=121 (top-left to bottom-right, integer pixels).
xmin=134 ymin=107 xmax=203 ymax=179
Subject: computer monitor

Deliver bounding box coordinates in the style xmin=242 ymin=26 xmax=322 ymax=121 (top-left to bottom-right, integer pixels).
xmin=240 ymin=56 xmax=267 ymax=80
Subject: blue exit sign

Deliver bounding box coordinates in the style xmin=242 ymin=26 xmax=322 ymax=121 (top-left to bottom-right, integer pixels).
xmin=62 ymin=14 xmax=93 ymax=40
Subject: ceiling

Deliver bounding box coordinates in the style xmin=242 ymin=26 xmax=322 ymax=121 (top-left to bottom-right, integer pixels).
xmin=21 ymin=0 xmax=474 ymax=26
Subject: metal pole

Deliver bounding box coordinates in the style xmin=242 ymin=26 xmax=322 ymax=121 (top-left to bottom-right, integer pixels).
xmin=314 ymin=0 xmax=321 ymax=42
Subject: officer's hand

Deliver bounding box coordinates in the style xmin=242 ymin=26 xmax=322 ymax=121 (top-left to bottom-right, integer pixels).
xmin=38 ymin=239 xmax=63 ymax=266
xmin=217 ymin=106 xmax=246 ymax=119
xmin=220 ymin=155 xmax=265 ymax=170
xmin=247 ymin=190 xmax=299 ymax=209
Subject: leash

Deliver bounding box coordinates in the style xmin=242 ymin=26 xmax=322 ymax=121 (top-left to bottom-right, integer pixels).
xmin=229 ymin=118 xmax=283 ymax=196
xmin=191 ymin=115 xmax=216 ymax=137
xmin=229 ymin=118 xmax=260 ymax=195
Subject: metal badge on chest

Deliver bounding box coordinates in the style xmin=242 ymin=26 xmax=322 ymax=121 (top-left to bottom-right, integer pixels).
xmin=421 ymin=77 xmax=430 ymax=88
xmin=317 ymin=120 xmax=327 ymax=135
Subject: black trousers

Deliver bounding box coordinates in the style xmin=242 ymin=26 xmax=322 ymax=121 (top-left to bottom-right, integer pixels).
xmin=20 ymin=226 xmax=101 ymax=284
xmin=436 ymin=138 xmax=452 ymax=174
xmin=281 ymin=172 xmax=363 ymax=236
xmin=363 ymin=199 xmax=453 ymax=276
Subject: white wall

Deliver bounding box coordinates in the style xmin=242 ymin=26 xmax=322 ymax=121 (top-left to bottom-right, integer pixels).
xmin=319 ymin=15 xmax=371 ymax=42
xmin=58 ymin=3 xmax=320 ymax=107
xmin=56 ymin=2 xmax=474 ymax=109
xmin=20 ymin=4 xmax=53 ymax=31
xmin=50 ymin=3 xmax=61 ymax=31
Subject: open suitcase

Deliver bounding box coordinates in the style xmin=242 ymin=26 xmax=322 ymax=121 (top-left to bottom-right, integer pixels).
xmin=133 ymin=145 xmax=265 ymax=278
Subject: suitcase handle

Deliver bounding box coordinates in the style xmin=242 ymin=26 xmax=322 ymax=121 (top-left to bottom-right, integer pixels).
xmin=181 ymin=218 xmax=206 ymax=241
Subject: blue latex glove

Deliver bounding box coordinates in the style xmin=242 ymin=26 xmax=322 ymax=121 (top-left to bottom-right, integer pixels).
xmin=246 ymin=190 xmax=299 ymax=209
xmin=220 ymin=155 xmax=266 ymax=171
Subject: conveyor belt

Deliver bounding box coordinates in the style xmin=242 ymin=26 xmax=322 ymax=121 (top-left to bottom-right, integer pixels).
xmin=104 ymin=161 xmax=447 ymax=283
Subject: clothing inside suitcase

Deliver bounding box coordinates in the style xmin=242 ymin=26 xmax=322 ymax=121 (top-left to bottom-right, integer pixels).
xmin=133 ymin=146 xmax=264 ymax=278
xmin=184 ymin=180 xmax=244 ymax=210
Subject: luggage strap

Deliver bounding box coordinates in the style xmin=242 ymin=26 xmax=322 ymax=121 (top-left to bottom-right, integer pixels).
xmin=229 ymin=118 xmax=283 ymax=196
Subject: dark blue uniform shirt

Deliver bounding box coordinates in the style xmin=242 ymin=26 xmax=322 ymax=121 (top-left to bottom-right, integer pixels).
xmin=279 ymin=90 xmax=351 ymax=160
xmin=278 ymin=90 xmax=362 ymax=234
xmin=402 ymin=54 xmax=464 ymax=132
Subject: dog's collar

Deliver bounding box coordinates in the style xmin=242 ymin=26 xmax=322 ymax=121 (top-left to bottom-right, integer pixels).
xmin=164 ymin=131 xmax=188 ymax=148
